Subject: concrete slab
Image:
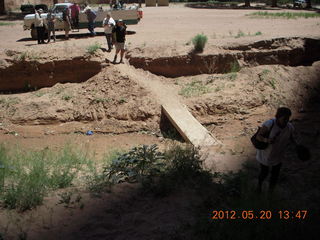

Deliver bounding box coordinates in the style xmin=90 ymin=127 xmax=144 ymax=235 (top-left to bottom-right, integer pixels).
xmin=162 ymin=103 xmax=220 ymax=147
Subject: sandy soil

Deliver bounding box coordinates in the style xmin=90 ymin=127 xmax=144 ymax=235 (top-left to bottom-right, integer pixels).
xmin=0 ymin=3 xmax=320 ymax=240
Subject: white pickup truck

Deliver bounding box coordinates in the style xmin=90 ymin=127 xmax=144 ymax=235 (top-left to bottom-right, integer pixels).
xmin=23 ymin=3 xmax=143 ymax=39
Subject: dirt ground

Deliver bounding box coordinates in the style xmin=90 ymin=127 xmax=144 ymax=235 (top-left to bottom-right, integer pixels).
xmin=0 ymin=3 xmax=320 ymax=240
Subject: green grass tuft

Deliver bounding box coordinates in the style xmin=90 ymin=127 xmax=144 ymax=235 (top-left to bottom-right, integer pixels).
xmin=247 ymin=11 xmax=320 ymax=19
xmin=0 ymin=145 xmax=93 ymax=211
xmin=86 ymin=42 xmax=101 ymax=55
xmin=179 ymin=80 xmax=211 ymax=98
xmin=192 ymin=34 xmax=208 ymax=52
xmin=0 ymin=22 xmax=15 ymax=26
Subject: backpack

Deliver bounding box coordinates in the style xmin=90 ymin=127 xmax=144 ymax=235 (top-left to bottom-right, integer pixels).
xmin=251 ymin=120 xmax=274 ymax=150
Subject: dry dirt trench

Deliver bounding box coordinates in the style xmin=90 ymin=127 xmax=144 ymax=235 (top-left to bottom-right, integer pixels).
xmin=114 ymin=63 xmax=219 ymax=147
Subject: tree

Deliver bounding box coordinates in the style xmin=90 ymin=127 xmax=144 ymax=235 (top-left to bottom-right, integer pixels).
xmin=245 ymin=0 xmax=250 ymax=7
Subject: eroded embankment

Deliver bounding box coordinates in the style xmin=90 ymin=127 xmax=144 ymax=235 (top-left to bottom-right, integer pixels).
xmin=127 ymin=38 xmax=320 ymax=77
xmin=0 ymin=57 xmax=101 ymax=92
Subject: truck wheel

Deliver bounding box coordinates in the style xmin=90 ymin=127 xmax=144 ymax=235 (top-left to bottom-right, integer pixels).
xmin=31 ymin=28 xmax=37 ymax=40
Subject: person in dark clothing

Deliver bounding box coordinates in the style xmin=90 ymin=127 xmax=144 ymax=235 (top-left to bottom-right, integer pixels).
xmin=70 ymin=3 xmax=80 ymax=29
xmin=112 ymin=19 xmax=127 ymax=63
xmin=85 ymin=7 xmax=97 ymax=36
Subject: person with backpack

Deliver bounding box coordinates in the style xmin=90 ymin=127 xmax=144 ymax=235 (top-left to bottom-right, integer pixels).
xmin=84 ymin=6 xmax=97 ymax=37
xmin=254 ymin=107 xmax=298 ymax=193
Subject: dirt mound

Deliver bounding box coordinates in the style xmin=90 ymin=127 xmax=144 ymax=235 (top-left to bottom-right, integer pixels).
xmin=0 ymin=66 xmax=160 ymax=133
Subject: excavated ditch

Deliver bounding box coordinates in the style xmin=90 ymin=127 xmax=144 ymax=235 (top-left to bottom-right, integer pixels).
xmin=0 ymin=57 xmax=102 ymax=92
xmin=127 ymin=37 xmax=320 ymax=78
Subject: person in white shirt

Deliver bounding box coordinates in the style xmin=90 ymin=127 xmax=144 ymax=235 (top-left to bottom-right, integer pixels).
xmin=35 ymin=8 xmax=45 ymax=44
xmin=255 ymin=107 xmax=298 ymax=193
xmin=102 ymin=13 xmax=115 ymax=52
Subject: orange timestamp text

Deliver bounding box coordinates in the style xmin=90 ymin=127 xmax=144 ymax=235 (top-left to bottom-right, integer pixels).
xmin=211 ymin=210 xmax=308 ymax=220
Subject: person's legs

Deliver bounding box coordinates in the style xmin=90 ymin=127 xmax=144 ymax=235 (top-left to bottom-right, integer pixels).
xmin=88 ymin=22 xmax=93 ymax=35
xmin=36 ymin=27 xmax=41 ymax=44
xmin=71 ymin=17 xmax=76 ymax=29
xmin=88 ymin=22 xmax=96 ymax=36
xmin=75 ymin=16 xmax=79 ymax=29
xmin=257 ymin=163 xmax=269 ymax=193
xmin=65 ymin=29 xmax=69 ymax=39
xmin=52 ymin=28 xmax=56 ymax=42
xmin=113 ymin=44 xmax=120 ymax=63
xmin=40 ymin=27 xmax=45 ymax=43
xmin=120 ymin=48 xmax=125 ymax=63
xmin=269 ymin=163 xmax=282 ymax=192
xmin=64 ymin=22 xmax=70 ymax=39
xmin=47 ymin=30 xmax=51 ymax=43
xmin=106 ymin=34 xmax=112 ymax=51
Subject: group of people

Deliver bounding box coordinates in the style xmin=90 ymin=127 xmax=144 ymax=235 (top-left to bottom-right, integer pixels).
xmin=34 ymin=2 xmax=81 ymax=43
xmin=34 ymin=4 xmax=126 ymax=63
xmin=102 ymin=13 xmax=127 ymax=63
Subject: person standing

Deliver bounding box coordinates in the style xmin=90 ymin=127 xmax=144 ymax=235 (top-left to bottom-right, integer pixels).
xmin=102 ymin=13 xmax=115 ymax=52
xmin=112 ymin=19 xmax=127 ymax=63
xmin=35 ymin=8 xmax=45 ymax=44
xmin=85 ymin=7 xmax=97 ymax=37
xmin=62 ymin=8 xmax=71 ymax=40
xmin=70 ymin=2 xmax=80 ymax=30
xmin=47 ymin=9 xmax=56 ymax=43
xmin=255 ymin=107 xmax=299 ymax=193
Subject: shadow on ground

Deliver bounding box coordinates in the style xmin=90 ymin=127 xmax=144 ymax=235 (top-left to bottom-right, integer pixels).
xmin=17 ymin=30 xmax=136 ymax=42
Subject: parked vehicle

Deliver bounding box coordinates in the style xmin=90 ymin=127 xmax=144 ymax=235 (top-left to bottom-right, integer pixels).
xmin=21 ymin=4 xmax=48 ymax=15
xmin=293 ymin=0 xmax=307 ymax=8
xmin=23 ymin=3 xmax=142 ymax=39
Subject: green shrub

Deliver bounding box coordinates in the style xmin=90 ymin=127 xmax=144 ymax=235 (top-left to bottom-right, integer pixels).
xmin=192 ymin=34 xmax=208 ymax=52
xmin=104 ymin=144 xmax=165 ymax=184
xmin=100 ymin=144 xmax=209 ymax=197
xmin=86 ymin=42 xmax=102 ymax=55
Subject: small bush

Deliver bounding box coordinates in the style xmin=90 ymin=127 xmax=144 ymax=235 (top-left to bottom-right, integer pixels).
xmin=61 ymin=95 xmax=72 ymax=101
xmin=192 ymin=34 xmax=208 ymax=52
xmin=235 ymin=30 xmax=245 ymax=38
xmin=103 ymin=144 xmax=210 ymax=197
xmin=104 ymin=144 xmax=165 ymax=184
xmin=86 ymin=42 xmax=101 ymax=55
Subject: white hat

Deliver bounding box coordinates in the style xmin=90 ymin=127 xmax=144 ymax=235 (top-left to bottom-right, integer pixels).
xmin=38 ymin=8 xmax=43 ymax=13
